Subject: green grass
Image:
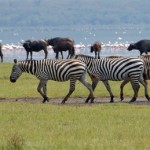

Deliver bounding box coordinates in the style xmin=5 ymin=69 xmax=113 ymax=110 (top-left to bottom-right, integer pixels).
xmin=0 ymin=103 xmax=150 ymax=149
xmin=0 ymin=63 xmax=150 ymax=149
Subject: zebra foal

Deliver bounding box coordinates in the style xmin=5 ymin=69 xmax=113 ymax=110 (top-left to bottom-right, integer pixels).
xmin=10 ymin=59 xmax=94 ymax=103
xmin=75 ymin=54 xmax=149 ymax=103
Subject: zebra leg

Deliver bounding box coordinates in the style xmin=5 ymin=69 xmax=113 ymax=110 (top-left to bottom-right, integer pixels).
xmin=37 ymin=80 xmax=49 ymax=103
xmin=61 ymin=79 xmax=76 ymax=104
xmin=102 ymin=81 xmax=114 ymax=103
xmin=130 ymin=81 xmax=140 ymax=102
xmin=79 ymin=73 xmax=95 ymax=103
xmin=85 ymin=77 xmax=98 ymax=103
xmin=139 ymin=78 xmax=150 ymax=101
xmin=120 ymin=79 xmax=130 ymax=101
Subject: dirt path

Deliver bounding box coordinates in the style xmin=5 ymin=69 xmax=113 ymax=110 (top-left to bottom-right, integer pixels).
xmin=0 ymin=97 xmax=150 ymax=105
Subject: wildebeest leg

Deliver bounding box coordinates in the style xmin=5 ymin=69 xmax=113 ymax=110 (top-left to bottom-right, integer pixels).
xmin=67 ymin=50 xmax=70 ymax=59
xmin=70 ymin=47 xmax=75 ymax=58
xmin=43 ymin=48 xmax=48 ymax=59
xmin=61 ymin=79 xmax=76 ymax=104
xmin=60 ymin=51 xmax=63 ymax=59
xmin=55 ymin=52 xmax=59 ymax=59
xmin=102 ymin=80 xmax=114 ymax=102
xmin=37 ymin=80 xmax=49 ymax=103
xmin=95 ymin=51 xmax=97 ymax=59
xmin=120 ymin=79 xmax=130 ymax=101
xmin=98 ymin=51 xmax=100 ymax=59
xmin=30 ymin=51 xmax=33 ymax=60
xmin=0 ymin=54 xmax=3 ymax=62
xmin=26 ymin=51 xmax=29 ymax=60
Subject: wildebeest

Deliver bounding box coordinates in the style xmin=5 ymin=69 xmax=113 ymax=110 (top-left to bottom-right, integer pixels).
xmin=47 ymin=37 xmax=75 ymax=59
xmin=127 ymin=39 xmax=150 ymax=55
xmin=0 ymin=43 xmax=3 ymax=62
xmin=90 ymin=41 xmax=101 ymax=59
xmin=22 ymin=40 xmax=48 ymax=60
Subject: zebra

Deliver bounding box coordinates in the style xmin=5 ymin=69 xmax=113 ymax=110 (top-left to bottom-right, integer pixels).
xmin=74 ymin=54 xmax=150 ymax=103
xmin=10 ymin=59 xmax=94 ymax=103
xmin=140 ymin=55 xmax=150 ymax=79
xmin=106 ymin=55 xmax=150 ymax=101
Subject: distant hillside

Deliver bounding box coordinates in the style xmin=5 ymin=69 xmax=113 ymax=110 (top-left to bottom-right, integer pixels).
xmin=0 ymin=0 xmax=150 ymax=27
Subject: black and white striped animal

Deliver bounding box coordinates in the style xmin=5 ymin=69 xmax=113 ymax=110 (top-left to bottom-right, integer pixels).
xmin=107 ymin=55 xmax=150 ymax=101
xmin=75 ymin=54 xmax=149 ymax=103
xmin=140 ymin=55 xmax=150 ymax=79
xmin=10 ymin=59 xmax=94 ymax=103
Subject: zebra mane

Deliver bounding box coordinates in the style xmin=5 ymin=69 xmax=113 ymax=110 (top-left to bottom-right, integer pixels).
xmin=17 ymin=59 xmax=37 ymax=74
xmin=74 ymin=54 xmax=95 ymax=59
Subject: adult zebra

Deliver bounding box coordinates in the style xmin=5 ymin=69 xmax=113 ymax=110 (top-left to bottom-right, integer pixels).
xmin=75 ymin=54 xmax=150 ymax=103
xmin=107 ymin=55 xmax=150 ymax=101
xmin=10 ymin=59 xmax=94 ymax=103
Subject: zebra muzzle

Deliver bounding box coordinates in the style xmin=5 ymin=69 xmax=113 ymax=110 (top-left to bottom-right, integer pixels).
xmin=10 ymin=77 xmax=16 ymax=83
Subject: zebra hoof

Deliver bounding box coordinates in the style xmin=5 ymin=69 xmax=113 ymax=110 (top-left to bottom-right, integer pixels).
xmin=42 ymin=97 xmax=49 ymax=103
xmin=61 ymin=100 xmax=66 ymax=104
xmin=110 ymin=97 xmax=114 ymax=103
xmin=85 ymin=99 xmax=89 ymax=103
xmin=145 ymin=95 xmax=150 ymax=101
xmin=120 ymin=94 xmax=124 ymax=101
xmin=121 ymin=97 xmax=124 ymax=101
xmin=130 ymin=97 xmax=136 ymax=103
xmin=85 ymin=100 xmax=89 ymax=103
xmin=90 ymin=97 xmax=95 ymax=103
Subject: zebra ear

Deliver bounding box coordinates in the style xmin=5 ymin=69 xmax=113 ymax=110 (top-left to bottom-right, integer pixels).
xmin=14 ymin=59 xmax=17 ymax=63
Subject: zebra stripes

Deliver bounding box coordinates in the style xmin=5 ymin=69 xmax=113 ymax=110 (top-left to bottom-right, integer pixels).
xmin=107 ymin=55 xmax=150 ymax=100
xmin=10 ymin=59 xmax=94 ymax=103
xmin=140 ymin=55 xmax=150 ymax=79
xmin=75 ymin=54 xmax=149 ymax=102
xmin=107 ymin=55 xmax=150 ymax=79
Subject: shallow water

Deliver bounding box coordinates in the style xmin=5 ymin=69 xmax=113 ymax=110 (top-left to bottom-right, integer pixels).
xmin=0 ymin=25 xmax=148 ymax=62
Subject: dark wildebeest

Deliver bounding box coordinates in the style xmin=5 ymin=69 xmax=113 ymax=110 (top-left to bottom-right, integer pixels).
xmin=22 ymin=40 xmax=48 ymax=60
xmin=47 ymin=37 xmax=75 ymax=59
xmin=90 ymin=41 xmax=101 ymax=59
xmin=127 ymin=39 xmax=150 ymax=55
xmin=0 ymin=43 xmax=3 ymax=62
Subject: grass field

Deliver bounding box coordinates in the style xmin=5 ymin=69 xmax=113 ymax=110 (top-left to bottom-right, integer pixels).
xmin=0 ymin=63 xmax=150 ymax=149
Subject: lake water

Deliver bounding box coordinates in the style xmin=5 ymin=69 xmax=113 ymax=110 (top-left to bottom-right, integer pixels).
xmin=1 ymin=25 xmax=150 ymax=62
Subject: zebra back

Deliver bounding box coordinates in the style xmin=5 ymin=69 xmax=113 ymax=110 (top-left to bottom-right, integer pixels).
xmin=11 ymin=59 xmax=87 ymax=81
xmin=75 ymin=54 xmax=144 ymax=81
